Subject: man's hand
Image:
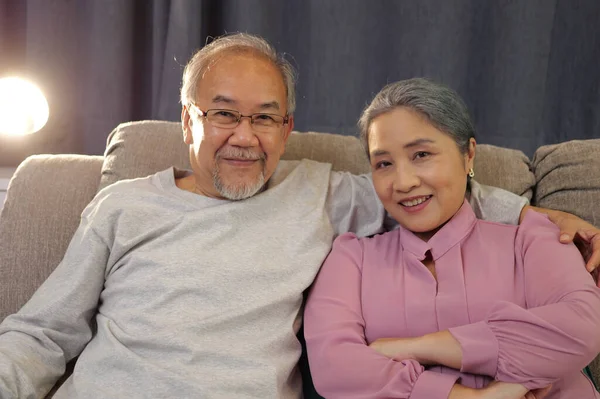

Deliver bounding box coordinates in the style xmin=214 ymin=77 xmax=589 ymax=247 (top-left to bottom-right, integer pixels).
xmin=559 ymin=224 xmax=600 ymax=274
xmin=521 ymin=206 xmax=600 ymax=274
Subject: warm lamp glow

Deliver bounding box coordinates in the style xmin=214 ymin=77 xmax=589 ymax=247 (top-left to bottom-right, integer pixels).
xmin=0 ymin=77 xmax=49 ymax=136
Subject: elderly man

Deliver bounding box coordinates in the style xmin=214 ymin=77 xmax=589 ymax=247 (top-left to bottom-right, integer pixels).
xmin=0 ymin=33 xmax=598 ymax=399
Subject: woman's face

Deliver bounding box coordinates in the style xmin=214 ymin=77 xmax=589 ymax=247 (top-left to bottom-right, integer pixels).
xmin=368 ymin=107 xmax=475 ymax=240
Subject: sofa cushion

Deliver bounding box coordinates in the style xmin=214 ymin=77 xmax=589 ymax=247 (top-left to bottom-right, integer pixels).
xmin=473 ymin=144 xmax=535 ymax=200
xmin=533 ymin=139 xmax=600 ymax=227
xmin=0 ymin=155 xmax=104 ymax=322
xmin=99 ymin=121 xmax=535 ymax=200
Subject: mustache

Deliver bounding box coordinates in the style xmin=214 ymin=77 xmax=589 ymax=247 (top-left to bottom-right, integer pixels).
xmin=216 ymin=147 xmax=266 ymax=161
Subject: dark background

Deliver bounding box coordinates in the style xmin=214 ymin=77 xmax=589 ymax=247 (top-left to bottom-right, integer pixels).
xmin=1 ymin=0 xmax=599 ymax=166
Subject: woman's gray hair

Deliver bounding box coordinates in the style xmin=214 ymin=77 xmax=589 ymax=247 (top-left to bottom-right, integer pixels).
xmin=358 ymin=78 xmax=475 ymax=156
xmin=180 ymin=33 xmax=297 ymax=114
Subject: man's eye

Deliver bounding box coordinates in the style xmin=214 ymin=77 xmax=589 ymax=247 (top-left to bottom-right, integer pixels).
xmin=255 ymin=114 xmax=275 ymax=121
xmin=216 ymin=111 xmax=236 ymax=118
xmin=414 ymin=151 xmax=430 ymax=160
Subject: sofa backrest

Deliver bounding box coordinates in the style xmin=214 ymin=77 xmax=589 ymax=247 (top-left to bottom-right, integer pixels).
xmin=533 ymin=140 xmax=600 ymax=227
xmin=99 ymin=121 xmax=536 ymax=200
xmin=0 ymin=155 xmax=103 ymax=321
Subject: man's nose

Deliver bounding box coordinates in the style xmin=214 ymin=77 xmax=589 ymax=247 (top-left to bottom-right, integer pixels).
xmin=228 ymin=117 xmax=259 ymax=147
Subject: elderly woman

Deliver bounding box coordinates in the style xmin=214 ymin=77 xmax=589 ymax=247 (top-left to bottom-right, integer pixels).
xmin=304 ymin=78 xmax=600 ymax=399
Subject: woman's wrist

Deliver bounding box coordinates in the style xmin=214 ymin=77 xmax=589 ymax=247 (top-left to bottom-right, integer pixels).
xmin=414 ymin=331 xmax=463 ymax=368
xmin=411 ymin=334 xmax=435 ymax=365
xmin=448 ymin=383 xmax=479 ymax=399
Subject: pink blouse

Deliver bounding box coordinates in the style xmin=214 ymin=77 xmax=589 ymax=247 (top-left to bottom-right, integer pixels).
xmin=304 ymin=201 xmax=600 ymax=399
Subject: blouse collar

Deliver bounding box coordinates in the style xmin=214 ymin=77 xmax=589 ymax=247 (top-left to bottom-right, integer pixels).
xmin=398 ymin=199 xmax=477 ymax=261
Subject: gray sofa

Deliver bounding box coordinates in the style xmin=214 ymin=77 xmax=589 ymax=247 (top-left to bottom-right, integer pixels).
xmin=1 ymin=120 xmax=599 ymax=394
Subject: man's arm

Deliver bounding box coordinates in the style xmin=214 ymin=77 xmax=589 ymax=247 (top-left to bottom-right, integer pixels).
xmin=326 ymin=172 xmax=387 ymax=237
xmin=329 ymin=174 xmax=600 ymax=270
xmin=0 ymin=199 xmax=111 ymax=397
xmin=467 ymin=180 xmax=529 ymax=225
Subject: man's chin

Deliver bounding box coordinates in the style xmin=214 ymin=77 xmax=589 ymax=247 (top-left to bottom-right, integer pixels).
xmin=215 ymin=177 xmax=266 ymax=201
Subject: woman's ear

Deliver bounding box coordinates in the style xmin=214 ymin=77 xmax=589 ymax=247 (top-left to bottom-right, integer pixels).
xmin=466 ymin=137 xmax=476 ymax=171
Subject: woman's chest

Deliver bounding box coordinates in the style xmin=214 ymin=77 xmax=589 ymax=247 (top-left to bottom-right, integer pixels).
xmin=360 ymin=246 xmax=527 ymax=343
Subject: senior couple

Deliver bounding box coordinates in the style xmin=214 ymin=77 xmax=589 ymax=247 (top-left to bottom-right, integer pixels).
xmin=0 ymin=33 xmax=599 ymax=399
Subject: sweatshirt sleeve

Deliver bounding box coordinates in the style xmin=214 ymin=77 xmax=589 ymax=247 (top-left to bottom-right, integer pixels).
xmin=0 ymin=194 xmax=113 ymax=398
xmin=467 ymin=180 xmax=529 ymax=225
xmin=304 ymin=234 xmax=458 ymax=399
xmin=325 ymin=172 xmax=388 ymax=237
xmin=449 ymin=211 xmax=600 ymax=390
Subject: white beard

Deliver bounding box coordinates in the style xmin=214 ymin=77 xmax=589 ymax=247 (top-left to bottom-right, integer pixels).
xmin=213 ymin=167 xmax=266 ymax=201
xmin=212 ymin=145 xmax=267 ymax=200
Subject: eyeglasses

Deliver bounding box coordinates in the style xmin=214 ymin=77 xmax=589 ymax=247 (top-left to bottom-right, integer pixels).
xmin=188 ymin=104 xmax=289 ymax=132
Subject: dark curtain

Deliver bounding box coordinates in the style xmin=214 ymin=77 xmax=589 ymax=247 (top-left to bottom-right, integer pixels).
xmin=1 ymin=0 xmax=599 ymax=166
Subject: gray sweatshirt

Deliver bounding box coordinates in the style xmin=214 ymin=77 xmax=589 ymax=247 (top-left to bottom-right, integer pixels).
xmin=0 ymin=160 xmax=526 ymax=398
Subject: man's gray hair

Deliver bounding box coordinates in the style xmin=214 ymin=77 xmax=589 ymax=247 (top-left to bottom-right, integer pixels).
xmin=180 ymin=33 xmax=297 ymax=114
xmin=358 ymin=78 xmax=475 ymax=156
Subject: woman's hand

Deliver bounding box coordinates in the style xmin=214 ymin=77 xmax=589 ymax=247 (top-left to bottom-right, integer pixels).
xmin=370 ymin=337 xmax=553 ymax=399
xmin=476 ymin=381 xmax=552 ymax=399
xmin=450 ymin=381 xmax=552 ymax=399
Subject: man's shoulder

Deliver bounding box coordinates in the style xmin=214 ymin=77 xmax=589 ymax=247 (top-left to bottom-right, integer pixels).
xmin=96 ymin=173 xmax=159 ymax=200
xmin=85 ymin=170 xmax=166 ymax=217
xmin=269 ymin=159 xmax=333 ymax=188
xmin=277 ymin=158 xmax=332 ymax=171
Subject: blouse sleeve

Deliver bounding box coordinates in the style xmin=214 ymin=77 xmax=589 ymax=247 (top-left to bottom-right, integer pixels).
xmin=304 ymin=233 xmax=458 ymax=399
xmin=449 ymin=211 xmax=600 ymax=390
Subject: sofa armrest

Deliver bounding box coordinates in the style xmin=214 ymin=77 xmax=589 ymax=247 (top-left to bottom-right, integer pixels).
xmin=0 ymin=154 xmax=103 ymax=322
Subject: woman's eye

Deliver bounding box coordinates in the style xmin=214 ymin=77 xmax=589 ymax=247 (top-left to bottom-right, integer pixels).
xmin=375 ymin=161 xmax=391 ymax=169
xmin=414 ymin=151 xmax=430 ymax=160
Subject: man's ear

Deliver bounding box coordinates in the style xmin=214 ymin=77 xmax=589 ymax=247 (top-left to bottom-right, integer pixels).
xmin=279 ymin=115 xmax=294 ymax=156
xmin=182 ymin=105 xmax=193 ymax=145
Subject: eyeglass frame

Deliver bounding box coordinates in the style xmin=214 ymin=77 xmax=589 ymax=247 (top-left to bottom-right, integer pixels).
xmin=187 ymin=103 xmax=290 ymax=130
